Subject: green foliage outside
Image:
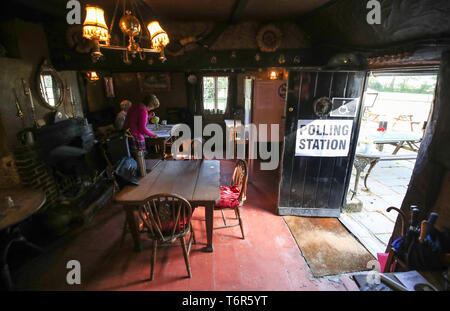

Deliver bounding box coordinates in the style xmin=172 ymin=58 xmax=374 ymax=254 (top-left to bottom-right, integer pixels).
xmin=368 ymin=75 xmax=437 ymax=95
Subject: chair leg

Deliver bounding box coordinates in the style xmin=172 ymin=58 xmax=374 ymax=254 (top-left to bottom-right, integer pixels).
xmin=180 ymin=236 xmax=192 ymax=278
xmin=120 ymin=218 xmax=128 ymax=247
xmin=384 ymin=248 xmax=396 ymax=273
xmin=220 ymin=209 xmax=227 ymax=226
xmin=235 ymin=206 xmax=245 ymax=239
xmin=190 ymin=222 xmax=196 ymax=245
xmin=150 ymin=240 xmax=158 ymax=281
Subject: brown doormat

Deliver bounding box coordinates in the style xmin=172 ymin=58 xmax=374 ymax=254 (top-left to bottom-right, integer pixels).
xmin=284 ymin=216 xmax=375 ymax=277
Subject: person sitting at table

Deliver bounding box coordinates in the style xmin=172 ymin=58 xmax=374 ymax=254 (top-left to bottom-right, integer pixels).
xmin=114 ymin=99 xmax=132 ymax=130
xmin=123 ymin=94 xmax=160 ymax=154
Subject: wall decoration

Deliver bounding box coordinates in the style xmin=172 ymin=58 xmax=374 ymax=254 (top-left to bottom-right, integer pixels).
xmin=187 ymin=74 xmax=197 ymax=84
xmin=330 ymin=98 xmax=359 ymax=117
xmin=256 ymin=24 xmax=282 ymax=52
xmin=35 ymin=59 xmax=65 ymax=111
xmin=278 ymin=83 xmax=287 ymax=99
xmin=136 ymin=72 xmax=171 ymax=93
xmin=313 ymin=97 xmax=332 ymax=118
xmin=13 ymin=88 xmax=24 ymax=119
xmin=104 ymin=77 xmax=115 ymax=97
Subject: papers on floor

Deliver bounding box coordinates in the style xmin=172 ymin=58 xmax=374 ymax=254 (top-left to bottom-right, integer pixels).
xmin=394 ymin=270 xmax=438 ymax=291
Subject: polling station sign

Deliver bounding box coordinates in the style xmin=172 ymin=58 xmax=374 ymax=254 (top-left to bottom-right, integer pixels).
xmin=295 ymin=119 xmax=353 ymax=157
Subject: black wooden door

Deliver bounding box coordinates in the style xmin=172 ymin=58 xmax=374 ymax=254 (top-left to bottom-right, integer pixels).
xmin=278 ymin=70 xmax=366 ymax=217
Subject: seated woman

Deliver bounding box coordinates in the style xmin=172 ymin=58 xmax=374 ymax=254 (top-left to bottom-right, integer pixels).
xmin=123 ymin=94 xmax=160 ymax=154
xmin=114 ymin=99 xmax=132 ymax=130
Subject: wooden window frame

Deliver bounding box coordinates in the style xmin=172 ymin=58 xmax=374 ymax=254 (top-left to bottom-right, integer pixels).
xmin=202 ymin=76 xmax=228 ymax=113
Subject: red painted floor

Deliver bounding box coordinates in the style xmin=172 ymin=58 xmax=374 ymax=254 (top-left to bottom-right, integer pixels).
xmin=12 ymin=160 xmax=358 ymax=291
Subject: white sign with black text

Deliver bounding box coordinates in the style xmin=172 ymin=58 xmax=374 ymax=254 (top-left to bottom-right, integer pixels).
xmin=295 ymin=119 xmax=353 ymax=157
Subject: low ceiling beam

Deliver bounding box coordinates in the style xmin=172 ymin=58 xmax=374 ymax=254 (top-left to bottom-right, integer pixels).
xmin=295 ymin=0 xmax=343 ymax=24
xmin=200 ymin=0 xmax=251 ymax=48
xmin=230 ymin=0 xmax=251 ymax=24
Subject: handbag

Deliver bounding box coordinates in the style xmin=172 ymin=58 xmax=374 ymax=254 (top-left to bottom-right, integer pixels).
xmin=114 ymin=156 xmax=139 ymax=186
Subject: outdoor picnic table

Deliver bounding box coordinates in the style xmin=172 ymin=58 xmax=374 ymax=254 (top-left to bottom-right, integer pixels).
xmin=367 ymin=131 xmax=422 ymax=154
xmin=351 ymin=151 xmax=417 ymax=199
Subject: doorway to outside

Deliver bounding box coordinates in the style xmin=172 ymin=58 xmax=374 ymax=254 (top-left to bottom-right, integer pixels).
xmin=340 ymin=71 xmax=438 ymax=256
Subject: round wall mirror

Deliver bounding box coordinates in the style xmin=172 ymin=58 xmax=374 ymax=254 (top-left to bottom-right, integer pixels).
xmin=36 ymin=59 xmax=65 ymax=110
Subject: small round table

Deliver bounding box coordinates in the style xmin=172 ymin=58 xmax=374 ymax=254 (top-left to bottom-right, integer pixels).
xmin=0 ymin=188 xmax=46 ymax=290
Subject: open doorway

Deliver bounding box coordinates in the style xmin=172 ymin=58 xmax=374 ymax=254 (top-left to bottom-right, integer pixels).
xmin=341 ymin=70 xmax=438 ymax=256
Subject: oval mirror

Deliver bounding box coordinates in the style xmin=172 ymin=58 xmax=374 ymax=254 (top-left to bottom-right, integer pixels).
xmin=36 ymin=59 xmax=65 ymax=110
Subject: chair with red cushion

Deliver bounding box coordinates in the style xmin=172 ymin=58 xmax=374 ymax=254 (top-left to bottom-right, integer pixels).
xmin=214 ymin=159 xmax=248 ymax=239
xmin=138 ymin=193 xmax=195 ymax=280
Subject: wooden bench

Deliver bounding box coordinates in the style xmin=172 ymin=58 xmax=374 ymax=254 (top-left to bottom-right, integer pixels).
xmin=351 ymin=152 xmax=417 ymax=199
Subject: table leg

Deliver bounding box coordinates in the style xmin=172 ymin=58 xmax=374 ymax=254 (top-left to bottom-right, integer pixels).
xmin=352 ymin=157 xmax=371 ymax=199
xmin=124 ymin=206 xmax=142 ymax=252
xmin=392 ymin=142 xmax=404 ymax=155
xmin=0 ymin=235 xmax=14 ymax=290
xmin=363 ymin=160 xmax=378 ymax=191
xmin=203 ymin=202 xmax=214 ymax=253
xmin=407 ymin=141 xmax=419 ymax=152
xmin=351 ymin=169 xmax=362 ymax=200
xmin=1 ymin=226 xmax=42 ymax=290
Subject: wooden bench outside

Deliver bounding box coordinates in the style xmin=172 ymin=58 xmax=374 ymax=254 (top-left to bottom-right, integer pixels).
xmin=351 ymin=152 xmax=417 ymax=199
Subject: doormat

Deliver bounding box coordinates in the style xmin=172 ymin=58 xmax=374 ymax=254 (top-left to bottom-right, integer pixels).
xmin=284 ymin=216 xmax=375 ymax=277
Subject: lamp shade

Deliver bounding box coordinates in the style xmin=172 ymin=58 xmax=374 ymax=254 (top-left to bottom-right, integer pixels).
xmin=87 ymin=71 xmax=99 ymax=81
xmin=147 ymin=21 xmax=169 ymax=49
xmin=83 ymin=6 xmax=109 ymax=42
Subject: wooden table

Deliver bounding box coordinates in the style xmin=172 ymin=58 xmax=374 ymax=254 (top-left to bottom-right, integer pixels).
xmin=0 ymin=188 xmax=46 ymax=290
xmin=115 ymin=160 xmax=221 ymax=252
xmin=145 ymin=124 xmax=173 ymax=159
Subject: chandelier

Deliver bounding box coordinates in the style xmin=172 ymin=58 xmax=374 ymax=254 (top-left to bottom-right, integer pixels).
xmin=82 ymin=1 xmax=170 ymax=64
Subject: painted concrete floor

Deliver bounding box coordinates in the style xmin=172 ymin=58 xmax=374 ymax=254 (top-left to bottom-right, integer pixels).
xmin=11 ymin=160 xmax=359 ymax=291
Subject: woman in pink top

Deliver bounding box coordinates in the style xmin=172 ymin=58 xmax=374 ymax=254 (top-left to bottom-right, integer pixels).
xmin=123 ymin=94 xmax=160 ymax=152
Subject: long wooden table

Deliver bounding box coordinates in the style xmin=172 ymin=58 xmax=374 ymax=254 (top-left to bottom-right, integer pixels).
xmin=115 ymin=160 xmax=221 ymax=252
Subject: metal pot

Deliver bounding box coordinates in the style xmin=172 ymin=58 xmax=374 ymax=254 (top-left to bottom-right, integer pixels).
xmin=17 ymin=129 xmax=35 ymax=145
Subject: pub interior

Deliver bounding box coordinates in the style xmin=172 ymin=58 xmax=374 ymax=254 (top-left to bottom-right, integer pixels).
xmin=0 ymin=0 xmax=449 ymax=293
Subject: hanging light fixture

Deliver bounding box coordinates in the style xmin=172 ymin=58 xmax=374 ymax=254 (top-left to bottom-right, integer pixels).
xmin=82 ymin=1 xmax=169 ymax=64
xmin=148 ymin=21 xmax=170 ymax=62
xmin=83 ymin=6 xmax=109 ymax=42
xmin=83 ymin=6 xmax=109 ymax=61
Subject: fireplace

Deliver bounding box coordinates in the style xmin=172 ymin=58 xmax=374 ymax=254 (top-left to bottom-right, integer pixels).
xmin=14 ymin=118 xmax=114 ymax=236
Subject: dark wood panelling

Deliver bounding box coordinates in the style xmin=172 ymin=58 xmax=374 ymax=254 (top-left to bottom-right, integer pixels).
xmin=278 ymin=70 xmax=365 ymax=217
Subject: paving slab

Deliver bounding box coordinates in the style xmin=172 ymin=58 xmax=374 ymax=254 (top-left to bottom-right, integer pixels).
xmin=349 ymin=211 xmax=395 ymax=235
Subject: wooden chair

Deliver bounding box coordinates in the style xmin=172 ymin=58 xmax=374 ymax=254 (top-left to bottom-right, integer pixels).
xmin=167 ymin=137 xmax=205 ymax=160
xmin=214 ymin=159 xmax=248 ymax=239
xmin=137 ymin=193 xmax=196 ymax=280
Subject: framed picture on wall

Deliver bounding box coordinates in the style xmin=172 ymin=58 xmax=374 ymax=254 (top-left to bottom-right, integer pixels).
xmin=136 ymin=72 xmax=171 ymax=93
